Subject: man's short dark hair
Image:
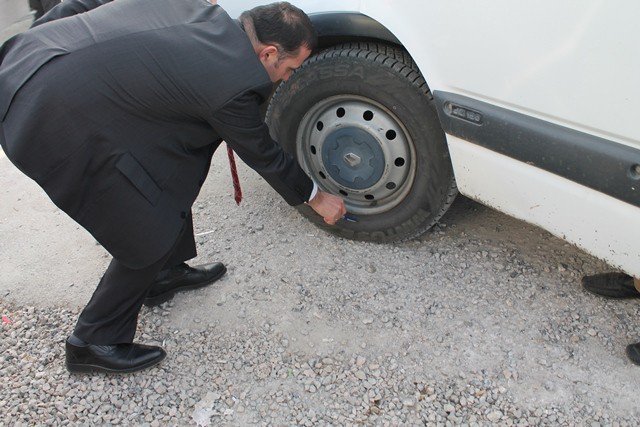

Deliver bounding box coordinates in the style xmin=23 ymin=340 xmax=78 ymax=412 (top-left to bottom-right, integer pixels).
xmin=240 ymin=2 xmax=317 ymax=56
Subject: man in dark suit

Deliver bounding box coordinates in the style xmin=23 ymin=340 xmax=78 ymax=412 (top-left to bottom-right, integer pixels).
xmin=0 ymin=0 xmax=345 ymax=373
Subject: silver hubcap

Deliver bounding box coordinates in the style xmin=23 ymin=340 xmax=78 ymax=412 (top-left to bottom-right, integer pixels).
xmin=296 ymin=95 xmax=415 ymax=215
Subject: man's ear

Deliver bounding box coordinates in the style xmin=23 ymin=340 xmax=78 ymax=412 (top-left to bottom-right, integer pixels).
xmin=258 ymin=45 xmax=279 ymax=63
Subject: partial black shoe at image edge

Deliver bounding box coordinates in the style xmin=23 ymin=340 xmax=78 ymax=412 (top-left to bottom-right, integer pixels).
xmin=626 ymin=343 xmax=640 ymax=366
xmin=581 ymin=273 xmax=639 ymax=299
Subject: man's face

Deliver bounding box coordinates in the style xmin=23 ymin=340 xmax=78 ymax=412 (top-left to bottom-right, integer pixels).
xmin=260 ymin=46 xmax=311 ymax=83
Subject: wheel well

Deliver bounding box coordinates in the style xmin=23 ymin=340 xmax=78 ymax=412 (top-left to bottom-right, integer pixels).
xmin=260 ymin=15 xmax=409 ymax=119
xmin=309 ymin=12 xmax=402 ymax=50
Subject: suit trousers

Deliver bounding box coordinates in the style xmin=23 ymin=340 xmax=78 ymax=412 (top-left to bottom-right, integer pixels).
xmin=73 ymin=215 xmax=197 ymax=344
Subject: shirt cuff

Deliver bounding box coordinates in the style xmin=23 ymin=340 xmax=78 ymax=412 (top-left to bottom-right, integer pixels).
xmin=308 ymin=181 xmax=318 ymax=202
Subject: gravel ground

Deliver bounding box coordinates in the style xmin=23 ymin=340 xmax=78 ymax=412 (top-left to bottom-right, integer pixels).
xmin=2 ymin=149 xmax=640 ymax=425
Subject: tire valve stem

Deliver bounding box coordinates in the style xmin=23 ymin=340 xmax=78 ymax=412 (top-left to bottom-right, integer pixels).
xmin=342 ymin=213 xmax=359 ymax=222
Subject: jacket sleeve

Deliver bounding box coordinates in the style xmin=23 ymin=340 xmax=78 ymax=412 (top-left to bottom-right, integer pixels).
xmin=208 ymin=90 xmax=314 ymax=206
xmin=31 ymin=0 xmax=114 ymax=28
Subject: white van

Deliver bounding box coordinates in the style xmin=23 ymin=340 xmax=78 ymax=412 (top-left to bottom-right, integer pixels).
xmin=220 ymin=0 xmax=640 ymax=277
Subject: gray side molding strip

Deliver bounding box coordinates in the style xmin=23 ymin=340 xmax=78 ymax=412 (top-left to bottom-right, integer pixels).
xmin=433 ymin=91 xmax=640 ymax=208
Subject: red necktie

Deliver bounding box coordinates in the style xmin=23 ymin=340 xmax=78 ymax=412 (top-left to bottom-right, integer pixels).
xmin=226 ymin=143 xmax=242 ymax=205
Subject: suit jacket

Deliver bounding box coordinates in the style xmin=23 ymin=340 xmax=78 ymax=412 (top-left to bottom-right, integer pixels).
xmin=0 ymin=0 xmax=313 ymax=269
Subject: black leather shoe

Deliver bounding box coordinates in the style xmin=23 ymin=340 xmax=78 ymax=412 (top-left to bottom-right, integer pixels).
xmin=65 ymin=340 xmax=166 ymax=374
xmin=582 ymin=273 xmax=639 ymax=299
xmin=144 ymin=262 xmax=226 ymax=307
xmin=626 ymin=342 xmax=640 ymax=366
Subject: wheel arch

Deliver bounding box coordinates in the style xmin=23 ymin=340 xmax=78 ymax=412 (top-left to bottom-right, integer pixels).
xmin=309 ymin=12 xmax=402 ymax=49
xmin=260 ymin=13 xmax=424 ymax=119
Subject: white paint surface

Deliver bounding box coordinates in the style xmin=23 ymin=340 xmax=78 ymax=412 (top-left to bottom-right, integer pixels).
xmin=448 ymin=136 xmax=640 ymax=277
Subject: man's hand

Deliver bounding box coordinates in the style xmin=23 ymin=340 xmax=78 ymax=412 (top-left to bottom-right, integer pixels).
xmin=307 ymin=191 xmax=346 ymax=225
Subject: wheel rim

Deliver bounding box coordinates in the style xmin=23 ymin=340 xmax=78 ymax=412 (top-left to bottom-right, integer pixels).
xmin=296 ymin=95 xmax=416 ymax=215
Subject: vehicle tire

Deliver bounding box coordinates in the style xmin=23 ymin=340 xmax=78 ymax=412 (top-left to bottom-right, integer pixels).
xmin=266 ymin=43 xmax=457 ymax=243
